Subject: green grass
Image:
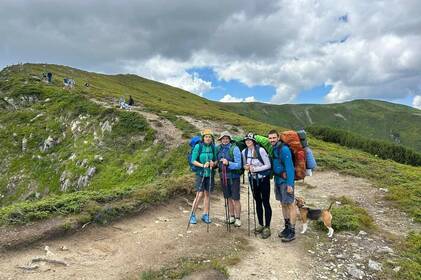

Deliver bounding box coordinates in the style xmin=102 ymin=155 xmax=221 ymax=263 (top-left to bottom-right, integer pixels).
xmin=395 ymin=232 xmax=421 ymax=280
xmin=316 ymin=196 xmax=375 ymax=232
xmin=139 ymin=237 xmax=247 ymax=279
xmin=221 ymin=99 xmax=421 ymax=152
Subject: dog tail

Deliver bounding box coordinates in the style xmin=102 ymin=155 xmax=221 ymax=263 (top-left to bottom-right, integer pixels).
xmin=327 ymin=201 xmax=335 ymax=211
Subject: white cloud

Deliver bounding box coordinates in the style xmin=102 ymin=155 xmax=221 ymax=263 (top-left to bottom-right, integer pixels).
xmin=220 ymin=94 xmax=257 ymax=103
xmin=244 ymin=96 xmax=257 ymax=102
xmin=123 ymin=56 xmax=212 ymax=96
xmin=413 ymin=95 xmax=421 ymax=110
xmin=1 ymin=0 xmax=421 ymax=104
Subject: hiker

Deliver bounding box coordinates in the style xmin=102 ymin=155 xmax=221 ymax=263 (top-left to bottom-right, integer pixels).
xmin=242 ymin=132 xmax=272 ymax=238
xmin=268 ymin=129 xmax=296 ymax=242
xmin=128 ymin=95 xmax=134 ymax=106
xmin=216 ymin=131 xmax=242 ymax=227
xmin=47 ymin=72 xmax=52 ymax=83
xmin=189 ymin=129 xmax=217 ymax=224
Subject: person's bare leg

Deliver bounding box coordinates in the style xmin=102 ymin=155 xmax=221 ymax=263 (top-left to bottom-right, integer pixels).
xmin=282 ymin=204 xmax=289 ymax=219
xmin=193 ymin=192 xmax=204 ymax=214
xmin=228 ymin=199 xmax=235 ymax=216
xmin=233 ymin=200 xmax=241 ymax=218
xmin=288 ymin=203 xmax=296 ymax=225
xmin=203 ymin=191 xmax=209 ymax=214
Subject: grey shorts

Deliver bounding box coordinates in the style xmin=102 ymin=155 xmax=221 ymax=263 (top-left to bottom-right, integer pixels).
xmin=195 ymin=174 xmax=215 ymax=192
xmin=220 ymin=177 xmax=240 ymax=200
xmin=275 ymin=183 xmax=294 ymax=204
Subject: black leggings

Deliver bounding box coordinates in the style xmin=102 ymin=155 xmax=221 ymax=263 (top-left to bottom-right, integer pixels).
xmin=251 ymin=175 xmax=272 ymax=227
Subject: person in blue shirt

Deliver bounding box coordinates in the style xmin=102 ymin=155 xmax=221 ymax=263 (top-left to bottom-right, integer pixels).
xmin=216 ymin=131 xmax=242 ymax=227
xmin=268 ymin=129 xmax=296 ymax=242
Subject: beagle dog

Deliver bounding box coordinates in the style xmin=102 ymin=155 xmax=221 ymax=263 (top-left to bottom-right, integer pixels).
xmin=295 ymin=196 xmax=334 ymax=238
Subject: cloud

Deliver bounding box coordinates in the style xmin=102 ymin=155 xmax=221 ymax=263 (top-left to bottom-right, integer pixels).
xmin=413 ymin=96 xmax=421 ymax=110
xmin=1 ymin=0 xmax=421 ymax=104
xmin=220 ymin=94 xmax=257 ymax=103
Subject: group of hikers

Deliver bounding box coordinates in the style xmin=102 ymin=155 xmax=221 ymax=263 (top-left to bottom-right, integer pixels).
xmin=187 ymin=128 xmax=315 ymax=243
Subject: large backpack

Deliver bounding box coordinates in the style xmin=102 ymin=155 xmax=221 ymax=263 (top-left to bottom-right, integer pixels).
xmin=280 ymin=130 xmax=307 ymax=180
xmin=296 ymin=130 xmax=317 ymax=170
xmin=187 ymin=135 xmax=215 ymax=172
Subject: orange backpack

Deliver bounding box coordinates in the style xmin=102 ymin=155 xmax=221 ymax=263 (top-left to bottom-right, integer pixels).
xmin=280 ymin=130 xmax=307 ymax=180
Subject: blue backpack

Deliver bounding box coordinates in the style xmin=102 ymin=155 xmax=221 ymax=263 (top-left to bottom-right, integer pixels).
xmin=187 ymin=136 xmax=215 ymax=172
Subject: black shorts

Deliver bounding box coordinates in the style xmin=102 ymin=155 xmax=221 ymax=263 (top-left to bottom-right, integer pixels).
xmin=195 ymin=175 xmax=215 ymax=192
xmin=220 ymin=177 xmax=240 ymax=200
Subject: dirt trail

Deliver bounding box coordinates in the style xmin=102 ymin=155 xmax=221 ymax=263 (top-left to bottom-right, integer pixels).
xmin=89 ymin=98 xmax=183 ymax=148
xmin=180 ymin=116 xmax=245 ymax=136
xmin=301 ymin=171 xmax=420 ymax=236
xmin=0 ymin=171 xmax=415 ymax=280
xmin=0 ymin=183 xmax=313 ymax=280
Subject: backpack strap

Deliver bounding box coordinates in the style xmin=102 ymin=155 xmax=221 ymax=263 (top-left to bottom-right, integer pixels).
xmin=255 ymin=145 xmax=265 ymax=165
xmin=245 ymin=145 xmax=265 ymax=165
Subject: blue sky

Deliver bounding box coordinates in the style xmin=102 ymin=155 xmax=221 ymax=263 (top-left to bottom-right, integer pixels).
xmin=188 ymin=67 xmax=414 ymax=106
xmin=1 ymin=1 xmax=420 ymax=109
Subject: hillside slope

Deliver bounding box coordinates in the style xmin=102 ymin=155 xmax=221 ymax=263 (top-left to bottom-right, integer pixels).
xmin=0 ymin=63 xmax=271 ymax=208
xmin=221 ymin=100 xmax=421 ymax=152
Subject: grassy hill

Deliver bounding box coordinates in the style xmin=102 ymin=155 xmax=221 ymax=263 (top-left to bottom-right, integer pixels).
xmin=0 ymin=63 xmax=420 ymax=279
xmin=221 ymin=100 xmax=421 ymax=152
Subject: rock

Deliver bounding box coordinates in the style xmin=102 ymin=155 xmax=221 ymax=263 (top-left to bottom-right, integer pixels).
xmin=127 ymin=163 xmax=137 ymax=175
xmin=393 ymin=266 xmax=401 ymax=272
xmin=61 ymin=179 xmax=71 ymax=192
xmin=77 ymin=175 xmax=89 ymax=189
xmin=81 ymin=158 xmax=88 ymax=167
xmin=347 ymin=264 xmax=365 ymax=279
xmin=101 ymin=120 xmax=112 ymax=134
xmin=87 ymin=167 xmax=96 ymax=177
xmin=376 ymin=246 xmax=394 ymax=254
xmin=357 ymin=230 xmax=367 ymax=236
xmin=22 ymin=137 xmax=27 ymax=152
xmin=30 ymin=113 xmax=44 ymax=122
xmin=68 ymin=153 xmax=77 ymax=161
xmin=336 ymin=254 xmax=346 ymax=259
xmin=40 ymin=135 xmax=56 ymax=152
xmin=368 ymin=259 xmax=382 ymax=271
xmin=94 ymin=155 xmax=103 ymax=162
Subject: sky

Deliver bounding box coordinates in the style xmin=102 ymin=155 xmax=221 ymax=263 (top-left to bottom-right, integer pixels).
xmin=1 ymin=0 xmax=421 ymax=109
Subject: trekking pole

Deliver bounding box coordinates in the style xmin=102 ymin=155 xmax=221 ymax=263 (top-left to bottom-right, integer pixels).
xmin=186 ymin=171 xmax=206 ymax=231
xmin=207 ymin=165 xmax=212 ymax=233
xmin=186 ymin=191 xmax=200 ymax=231
xmin=250 ymin=173 xmax=257 ymax=236
xmin=222 ymin=165 xmax=229 ymax=232
xmin=224 ymin=165 xmax=232 ymax=232
xmin=247 ymin=172 xmax=251 ymax=237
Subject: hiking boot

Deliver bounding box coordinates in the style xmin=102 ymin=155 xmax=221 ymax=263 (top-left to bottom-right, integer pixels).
xmin=201 ymin=213 xmax=211 ymax=224
xmin=229 ymin=216 xmax=235 ymax=224
xmin=189 ymin=213 xmax=197 ymax=224
xmin=278 ymin=220 xmax=291 ymax=238
xmin=254 ymin=225 xmax=264 ymax=234
xmin=234 ymin=218 xmax=241 ymax=227
xmin=278 ymin=226 xmax=290 ymax=238
xmin=281 ymin=227 xmax=296 ymax=242
xmin=261 ymin=227 xmax=271 ymax=239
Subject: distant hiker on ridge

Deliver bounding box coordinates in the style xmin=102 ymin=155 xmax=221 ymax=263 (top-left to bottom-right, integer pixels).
xmin=128 ymin=95 xmax=134 ymax=106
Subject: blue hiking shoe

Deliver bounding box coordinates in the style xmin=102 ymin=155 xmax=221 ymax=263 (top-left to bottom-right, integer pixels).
xmin=189 ymin=213 xmax=197 ymax=224
xmin=201 ymin=213 xmax=211 ymax=224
